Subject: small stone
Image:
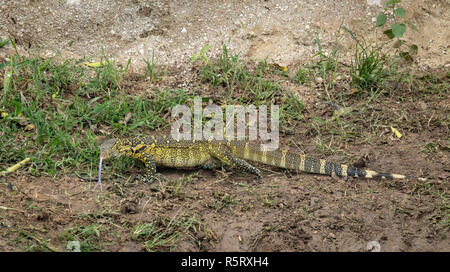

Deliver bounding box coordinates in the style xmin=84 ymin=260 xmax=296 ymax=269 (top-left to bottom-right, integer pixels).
xmin=419 ymin=101 xmax=428 ymax=111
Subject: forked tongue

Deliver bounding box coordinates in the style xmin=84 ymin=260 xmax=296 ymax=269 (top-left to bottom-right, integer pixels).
xmin=96 ymin=156 xmax=103 ymax=191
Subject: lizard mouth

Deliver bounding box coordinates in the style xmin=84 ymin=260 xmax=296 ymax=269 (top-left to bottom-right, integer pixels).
xmin=97 ymin=139 xmax=117 ymax=190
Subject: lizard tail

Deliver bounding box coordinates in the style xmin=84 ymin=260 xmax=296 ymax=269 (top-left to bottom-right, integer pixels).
xmin=230 ymin=142 xmax=426 ymax=181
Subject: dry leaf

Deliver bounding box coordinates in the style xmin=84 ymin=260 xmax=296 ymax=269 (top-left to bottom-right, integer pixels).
xmin=390 ymin=126 xmax=403 ymax=138
xmin=25 ymin=124 xmax=35 ymax=131
xmin=84 ymin=61 xmax=108 ymax=68
xmin=272 ymin=63 xmax=288 ymax=71
xmin=0 ymin=110 xmax=8 ymax=118
xmin=347 ymin=88 xmax=361 ymax=95
xmin=120 ymin=112 xmax=133 ymax=126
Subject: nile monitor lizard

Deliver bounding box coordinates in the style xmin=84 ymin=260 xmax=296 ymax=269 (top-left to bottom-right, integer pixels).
xmin=99 ymin=136 xmax=426 ymax=183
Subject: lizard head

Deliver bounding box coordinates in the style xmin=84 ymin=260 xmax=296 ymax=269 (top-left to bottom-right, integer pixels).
xmin=100 ymin=139 xmax=119 ymax=159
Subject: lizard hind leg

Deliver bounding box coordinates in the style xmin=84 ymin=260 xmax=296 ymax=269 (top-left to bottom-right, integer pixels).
xmin=211 ymin=147 xmax=262 ymax=181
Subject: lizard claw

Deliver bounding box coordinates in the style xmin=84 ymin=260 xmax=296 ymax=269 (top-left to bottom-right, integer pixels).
xmin=255 ymin=173 xmax=263 ymax=183
xmin=135 ymin=174 xmax=155 ymax=183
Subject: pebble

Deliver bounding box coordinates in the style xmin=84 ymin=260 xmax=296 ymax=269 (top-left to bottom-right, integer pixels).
xmin=419 ymin=101 xmax=428 ymax=111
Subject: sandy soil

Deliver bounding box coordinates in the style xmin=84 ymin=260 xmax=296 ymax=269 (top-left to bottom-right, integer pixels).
xmin=1 ymin=0 xmax=448 ymax=69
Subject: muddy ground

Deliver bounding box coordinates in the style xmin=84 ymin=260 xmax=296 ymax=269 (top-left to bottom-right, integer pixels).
xmin=0 ymin=0 xmax=449 ymax=251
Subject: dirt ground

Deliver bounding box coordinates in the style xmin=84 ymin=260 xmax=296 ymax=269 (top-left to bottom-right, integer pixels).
xmin=1 ymin=0 xmax=449 ymax=69
xmin=0 ymin=0 xmax=449 ymax=251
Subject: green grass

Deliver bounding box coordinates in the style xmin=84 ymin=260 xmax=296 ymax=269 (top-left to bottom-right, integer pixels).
xmin=411 ymin=73 xmax=450 ymax=95
xmin=1 ymin=41 xmax=446 ymax=182
xmin=192 ymin=45 xmax=306 ymax=133
xmin=340 ymin=24 xmax=391 ymax=91
xmin=0 ymin=53 xmax=194 ymax=177
xmin=294 ymin=65 xmax=311 ymax=85
xmin=211 ymin=190 xmax=239 ymax=211
xmin=195 ymin=45 xmax=284 ymax=105
xmin=0 ymin=46 xmax=306 ymax=179
xmin=144 ymin=51 xmax=165 ymax=83
xmin=6 ymin=227 xmax=57 ymax=252
xmin=279 ymin=93 xmax=305 ymax=134
xmin=131 ymin=212 xmax=206 ymax=252
xmin=167 ymin=174 xmax=195 ymax=196
xmin=59 ymin=224 xmax=103 ymax=252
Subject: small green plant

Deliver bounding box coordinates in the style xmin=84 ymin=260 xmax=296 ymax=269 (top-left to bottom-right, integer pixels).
xmin=0 ymin=37 xmax=10 ymax=48
xmin=59 ymin=224 xmax=103 ymax=252
xmin=190 ymin=44 xmax=211 ymax=64
xmin=211 ymin=190 xmax=238 ymax=211
xmin=192 ymin=45 xmax=282 ymax=105
xmin=306 ymin=35 xmax=343 ymax=97
xmin=131 ymin=213 xmax=203 ymax=252
xmin=312 ymin=35 xmax=340 ymax=80
xmin=423 ymin=142 xmax=438 ymax=154
xmin=280 ymin=93 xmax=305 ymax=133
xmin=167 ymin=174 xmax=193 ymax=195
xmin=342 ymin=24 xmax=390 ymax=91
xmin=341 ymin=1 xmax=418 ymax=91
xmin=144 ymin=51 xmax=164 ymax=82
xmin=262 ymin=192 xmax=275 ymax=207
xmin=294 ymin=66 xmax=311 ymax=85
xmin=375 ymin=0 xmax=418 ymax=62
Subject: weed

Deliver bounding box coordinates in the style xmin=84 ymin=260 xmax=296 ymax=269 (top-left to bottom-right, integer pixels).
xmin=167 ymin=174 xmax=194 ymax=196
xmin=211 ymin=190 xmax=238 ymax=211
xmin=0 ymin=37 xmax=10 ymax=48
xmin=411 ymin=182 xmax=449 ymax=231
xmin=132 ymin=212 xmax=205 ymax=251
xmin=59 ymin=224 xmax=103 ymax=252
xmin=342 ymin=25 xmax=390 ymax=91
xmin=375 ymin=0 xmax=419 ymax=62
xmin=192 ymin=45 xmax=282 ymax=105
xmin=280 ymin=93 xmax=305 ymax=134
xmin=294 ymin=65 xmax=311 ymax=85
xmin=144 ymin=51 xmax=165 ymax=82
xmin=262 ymin=192 xmax=275 ymax=207
xmin=191 ymin=44 xmax=305 ymax=134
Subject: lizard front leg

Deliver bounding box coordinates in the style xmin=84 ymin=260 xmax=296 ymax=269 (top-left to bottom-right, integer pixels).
xmin=135 ymin=153 xmax=157 ymax=182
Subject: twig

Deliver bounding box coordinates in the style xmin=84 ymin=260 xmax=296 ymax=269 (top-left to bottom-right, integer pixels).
xmin=75 ymin=172 xmax=97 ymax=182
xmin=0 ymin=205 xmax=25 ymax=214
xmin=0 ymin=158 xmax=31 ymax=177
xmin=19 ymin=230 xmax=58 ymax=252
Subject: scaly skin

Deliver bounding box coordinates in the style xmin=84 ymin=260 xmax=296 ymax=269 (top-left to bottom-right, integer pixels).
xmin=100 ymin=136 xmax=426 ymax=182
